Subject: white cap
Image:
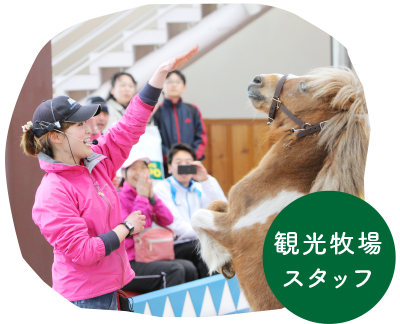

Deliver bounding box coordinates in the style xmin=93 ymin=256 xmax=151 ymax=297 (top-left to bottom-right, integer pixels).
xmin=121 ymin=148 xmax=151 ymax=169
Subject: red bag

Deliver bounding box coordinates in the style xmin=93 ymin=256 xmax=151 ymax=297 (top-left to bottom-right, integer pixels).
xmin=134 ymin=227 xmax=175 ymax=263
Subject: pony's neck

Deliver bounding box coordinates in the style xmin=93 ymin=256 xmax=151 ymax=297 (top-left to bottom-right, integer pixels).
xmin=260 ymin=133 xmax=327 ymax=193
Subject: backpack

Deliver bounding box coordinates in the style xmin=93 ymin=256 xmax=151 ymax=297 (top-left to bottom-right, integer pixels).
xmin=134 ymin=227 xmax=175 ymax=263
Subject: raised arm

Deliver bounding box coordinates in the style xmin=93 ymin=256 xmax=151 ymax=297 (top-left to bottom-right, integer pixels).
xmin=92 ymin=45 xmax=199 ymax=179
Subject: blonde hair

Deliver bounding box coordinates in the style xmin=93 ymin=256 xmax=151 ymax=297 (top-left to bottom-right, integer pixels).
xmin=20 ymin=122 xmax=75 ymax=158
xmin=307 ymin=67 xmax=369 ymax=198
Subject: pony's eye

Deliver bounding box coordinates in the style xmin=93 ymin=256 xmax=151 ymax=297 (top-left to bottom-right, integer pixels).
xmin=300 ymin=81 xmax=307 ymax=92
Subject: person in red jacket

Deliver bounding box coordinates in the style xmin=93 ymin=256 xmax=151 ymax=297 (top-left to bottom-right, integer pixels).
xmin=119 ymin=149 xmax=198 ymax=293
xmin=153 ymin=70 xmax=208 ymax=177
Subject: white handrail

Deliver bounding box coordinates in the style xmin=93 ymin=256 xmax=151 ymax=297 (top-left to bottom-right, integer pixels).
xmin=52 ymin=8 xmax=138 ymax=66
xmin=53 ymin=4 xmax=179 ymax=88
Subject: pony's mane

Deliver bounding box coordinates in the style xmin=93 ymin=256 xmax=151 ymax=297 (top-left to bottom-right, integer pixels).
xmin=306 ymin=67 xmax=370 ymax=198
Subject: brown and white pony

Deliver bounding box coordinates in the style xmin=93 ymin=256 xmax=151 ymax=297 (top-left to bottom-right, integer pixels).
xmin=192 ymin=67 xmax=369 ymax=312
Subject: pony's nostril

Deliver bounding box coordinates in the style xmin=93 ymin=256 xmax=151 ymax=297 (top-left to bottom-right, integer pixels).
xmin=253 ymin=76 xmax=263 ymax=84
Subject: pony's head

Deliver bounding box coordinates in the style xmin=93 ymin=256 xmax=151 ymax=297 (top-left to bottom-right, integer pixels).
xmin=248 ymin=67 xmax=369 ymax=198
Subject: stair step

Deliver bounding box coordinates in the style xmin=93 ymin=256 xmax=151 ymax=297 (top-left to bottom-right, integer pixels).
xmin=89 ymin=51 xmax=133 ymax=74
xmin=134 ymin=45 xmax=156 ymax=62
xmin=54 ymin=74 xmax=100 ymax=93
xmin=157 ymin=6 xmax=202 ymax=29
xmin=167 ymin=23 xmax=189 ymax=40
xmin=122 ymin=29 xmax=168 ymax=50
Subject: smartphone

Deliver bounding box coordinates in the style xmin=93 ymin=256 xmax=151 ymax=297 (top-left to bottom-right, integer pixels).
xmin=178 ymin=165 xmax=197 ymax=175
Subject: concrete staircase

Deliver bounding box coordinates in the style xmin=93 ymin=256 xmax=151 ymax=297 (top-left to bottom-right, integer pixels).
xmin=52 ymin=4 xmax=271 ymax=101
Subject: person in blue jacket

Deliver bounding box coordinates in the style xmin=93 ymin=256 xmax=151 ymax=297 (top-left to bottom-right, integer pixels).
xmin=152 ymin=70 xmax=208 ymax=177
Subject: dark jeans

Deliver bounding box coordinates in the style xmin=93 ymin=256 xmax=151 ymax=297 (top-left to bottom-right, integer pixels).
xmin=71 ymin=291 xmax=118 ymax=310
xmin=122 ymin=259 xmax=198 ymax=293
xmin=174 ymin=240 xmax=210 ymax=279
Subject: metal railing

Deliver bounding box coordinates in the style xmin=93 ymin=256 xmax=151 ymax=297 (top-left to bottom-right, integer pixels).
xmin=52 ymin=8 xmax=139 ymax=66
xmin=53 ymin=4 xmax=185 ymax=88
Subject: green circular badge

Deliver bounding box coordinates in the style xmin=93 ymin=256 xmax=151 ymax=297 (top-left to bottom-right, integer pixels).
xmin=263 ymin=191 xmax=395 ymax=324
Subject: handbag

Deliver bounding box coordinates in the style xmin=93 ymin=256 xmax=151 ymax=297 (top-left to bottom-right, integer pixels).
xmin=117 ymin=290 xmax=134 ymax=312
xmin=134 ymin=227 xmax=175 ymax=263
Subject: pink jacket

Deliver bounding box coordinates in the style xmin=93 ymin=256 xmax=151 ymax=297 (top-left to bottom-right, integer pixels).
xmin=32 ymin=95 xmax=154 ymax=302
xmin=119 ymin=181 xmax=173 ymax=261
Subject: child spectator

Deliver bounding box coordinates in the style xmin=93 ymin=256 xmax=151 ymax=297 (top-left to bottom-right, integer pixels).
xmin=153 ymin=143 xmax=227 ymax=278
xmin=119 ymin=149 xmax=198 ymax=293
xmin=105 ymin=72 xmax=137 ymax=131
xmin=153 ymin=70 xmax=207 ymax=176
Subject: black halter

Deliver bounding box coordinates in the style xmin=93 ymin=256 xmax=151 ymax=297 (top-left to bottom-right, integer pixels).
xmin=267 ymin=75 xmax=327 ymax=139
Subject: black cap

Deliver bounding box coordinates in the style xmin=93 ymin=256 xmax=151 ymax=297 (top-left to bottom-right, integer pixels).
xmin=32 ymin=96 xmax=101 ymax=138
xmin=85 ymin=96 xmax=109 ymax=114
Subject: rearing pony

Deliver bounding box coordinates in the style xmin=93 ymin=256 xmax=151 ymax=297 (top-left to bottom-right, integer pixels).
xmin=191 ymin=67 xmax=369 ymax=312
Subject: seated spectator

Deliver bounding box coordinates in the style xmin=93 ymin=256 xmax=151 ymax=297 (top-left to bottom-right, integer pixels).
xmin=152 ymin=70 xmax=208 ymax=177
xmin=119 ymin=149 xmax=198 ymax=293
xmin=105 ymin=72 xmax=137 ymax=131
xmin=153 ymin=143 xmax=227 ymax=278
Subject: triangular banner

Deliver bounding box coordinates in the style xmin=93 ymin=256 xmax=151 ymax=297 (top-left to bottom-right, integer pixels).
xmin=208 ymin=279 xmax=226 ymax=313
xmin=227 ymin=276 xmax=241 ymax=308
xmin=237 ymin=292 xmax=250 ymax=311
xmin=188 ymin=284 xmax=206 ymax=317
xmin=148 ymin=295 xmax=167 ymax=317
xmin=132 ymin=300 xmax=146 ymax=314
xmin=181 ymin=291 xmax=197 ymax=317
xmin=144 ymin=302 xmax=152 ymax=315
xmin=218 ymin=281 xmax=236 ymax=315
xmin=200 ymin=285 xmax=217 ymax=317
xmin=169 ymin=289 xmax=187 ymax=317
xmin=162 ymin=296 xmax=175 ymax=317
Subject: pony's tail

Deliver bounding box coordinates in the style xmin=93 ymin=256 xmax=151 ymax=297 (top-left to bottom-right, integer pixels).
xmin=310 ymin=89 xmax=370 ymax=199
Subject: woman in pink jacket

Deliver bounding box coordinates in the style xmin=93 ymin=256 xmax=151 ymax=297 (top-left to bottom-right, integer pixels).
xmin=118 ymin=150 xmax=198 ymax=293
xmin=20 ymin=45 xmax=198 ymax=310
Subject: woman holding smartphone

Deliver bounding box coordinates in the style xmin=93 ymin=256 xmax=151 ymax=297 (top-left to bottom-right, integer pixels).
xmin=20 ymin=45 xmax=198 ymax=310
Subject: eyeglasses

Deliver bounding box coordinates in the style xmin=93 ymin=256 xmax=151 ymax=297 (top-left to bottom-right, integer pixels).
xmin=164 ymin=80 xmax=183 ymax=85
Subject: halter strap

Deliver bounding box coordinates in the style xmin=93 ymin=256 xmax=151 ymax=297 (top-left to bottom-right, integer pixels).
xmin=267 ymin=75 xmax=327 ymax=139
xmin=269 ymin=74 xmax=288 ymax=121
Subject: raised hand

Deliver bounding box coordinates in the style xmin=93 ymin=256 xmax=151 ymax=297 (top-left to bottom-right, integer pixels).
xmin=149 ymin=45 xmax=199 ymax=89
xmin=160 ymin=44 xmax=199 ymax=72
xmin=190 ymin=161 xmax=209 ymax=182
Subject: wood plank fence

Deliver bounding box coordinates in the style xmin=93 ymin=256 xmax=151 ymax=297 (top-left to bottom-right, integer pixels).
xmin=202 ymin=119 xmax=270 ymax=197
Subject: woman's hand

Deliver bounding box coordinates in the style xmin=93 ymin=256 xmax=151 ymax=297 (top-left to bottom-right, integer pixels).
xmin=159 ymin=44 xmax=199 ymax=72
xmin=136 ymin=172 xmax=150 ymax=197
xmin=148 ymin=45 xmax=199 ymax=89
xmin=113 ymin=211 xmax=146 ymax=242
xmin=190 ymin=161 xmax=209 ymax=182
xmin=125 ymin=211 xmax=146 ymax=234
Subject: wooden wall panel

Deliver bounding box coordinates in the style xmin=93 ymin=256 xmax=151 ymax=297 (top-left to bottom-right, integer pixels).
xmin=203 ymin=119 xmax=269 ymax=196
xmin=231 ymin=125 xmax=251 ymax=185
xmin=252 ymin=123 xmax=269 ymax=167
xmin=210 ymin=124 xmax=231 ymax=194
